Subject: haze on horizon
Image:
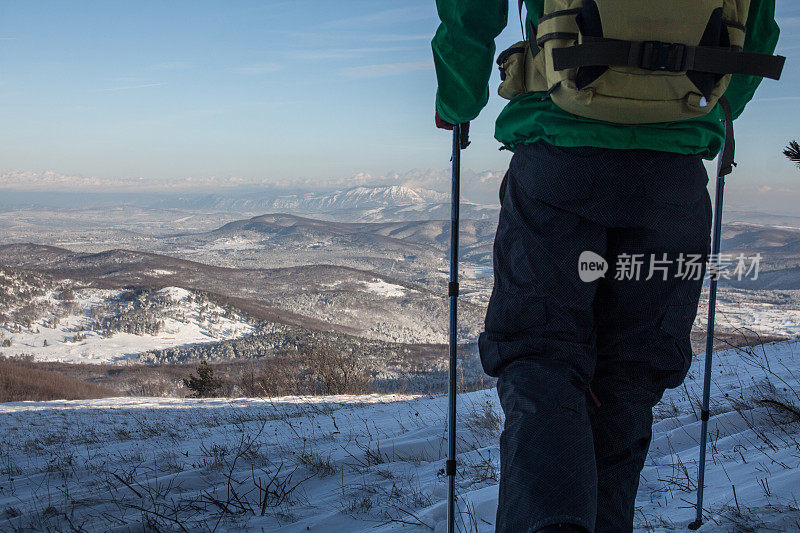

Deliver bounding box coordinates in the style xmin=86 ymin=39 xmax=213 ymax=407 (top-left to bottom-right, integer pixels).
xmin=1 ymin=1 xmax=799 ymax=212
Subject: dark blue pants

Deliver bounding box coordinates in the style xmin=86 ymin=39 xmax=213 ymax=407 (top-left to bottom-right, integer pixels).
xmin=479 ymin=142 xmax=712 ymax=533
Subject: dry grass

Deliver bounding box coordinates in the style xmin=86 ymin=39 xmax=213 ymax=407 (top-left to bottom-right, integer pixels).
xmin=0 ymin=356 xmax=115 ymax=402
xmin=2 ymin=350 xmax=374 ymax=400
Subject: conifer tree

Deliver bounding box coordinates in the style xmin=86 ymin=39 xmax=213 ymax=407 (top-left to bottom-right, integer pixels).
xmin=183 ymin=360 xmax=222 ymax=397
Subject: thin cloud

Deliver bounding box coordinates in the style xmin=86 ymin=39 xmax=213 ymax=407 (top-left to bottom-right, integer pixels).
xmin=777 ymin=16 xmax=800 ymax=27
xmin=341 ymin=60 xmax=434 ymax=79
xmin=272 ymin=30 xmax=431 ymax=47
xmin=289 ymin=46 xmax=415 ymax=61
xmin=229 ymin=63 xmax=282 ymax=75
xmin=103 ymin=82 xmax=164 ymax=91
xmin=366 ymin=33 xmax=432 ymax=43
xmin=0 ymin=37 xmax=17 ymax=41
xmin=755 ymin=96 xmax=800 ymax=102
xmin=152 ymin=61 xmax=192 ymax=71
xmin=323 ymin=7 xmax=434 ymax=29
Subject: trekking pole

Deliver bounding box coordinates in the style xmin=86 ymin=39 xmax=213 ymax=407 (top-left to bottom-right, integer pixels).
xmin=689 ymin=97 xmax=735 ymax=531
xmin=447 ymin=122 xmax=468 ymax=533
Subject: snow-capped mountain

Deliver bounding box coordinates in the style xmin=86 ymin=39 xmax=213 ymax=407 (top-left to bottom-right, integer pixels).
xmin=2 ymin=169 xmax=503 ymax=221
xmin=269 ymin=185 xmax=449 ymax=211
xmin=152 ymin=185 xmax=498 ymax=222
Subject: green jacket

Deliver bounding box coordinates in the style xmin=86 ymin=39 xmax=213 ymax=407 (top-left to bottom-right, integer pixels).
xmin=432 ymin=0 xmax=780 ymax=158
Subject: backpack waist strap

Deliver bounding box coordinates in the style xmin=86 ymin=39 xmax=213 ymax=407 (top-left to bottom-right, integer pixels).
xmin=552 ymin=38 xmax=785 ymax=80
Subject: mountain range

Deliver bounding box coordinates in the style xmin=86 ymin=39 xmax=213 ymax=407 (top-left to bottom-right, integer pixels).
xmin=0 ymin=242 xmax=486 ymax=346
xmin=152 ymin=185 xmax=499 ymax=222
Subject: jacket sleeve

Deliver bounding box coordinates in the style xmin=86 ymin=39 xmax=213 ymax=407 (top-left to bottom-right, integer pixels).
xmin=725 ymin=0 xmax=780 ymax=119
xmin=432 ymin=0 xmax=509 ymax=124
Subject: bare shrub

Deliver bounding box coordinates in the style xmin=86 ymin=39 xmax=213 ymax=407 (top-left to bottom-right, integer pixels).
xmin=462 ymin=449 xmax=499 ymax=485
xmin=238 ymin=353 xmax=303 ymax=397
xmin=303 ymin=347 xmax=371 ymax=395
xmin=129 ymin=375 xmax=176 ymax=397
xmin=238 ymin=348 xmax=371 ymax=397
xmin=296 ymin=446 xmax=337 ymax=477
xmin=0 ymin=346 xmax=375 ymax=401
xmin=252 ymin=463 xmax=312 ymax=515
xmin=199 ymin=442 xmax=230 ymax=471
xmin=718 ymin=504 xmax=771 ymax=532
xmin=0 ymin=356 xmax=114 ymax=402
xmin=464 ymin=399 xmax=502 ymax=438
xmin=57 ymin=288 xmax=75 ymax=301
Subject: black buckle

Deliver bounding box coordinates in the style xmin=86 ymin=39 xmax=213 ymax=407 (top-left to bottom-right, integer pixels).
xmin=639 ymin=41 xmax=687 ymax=71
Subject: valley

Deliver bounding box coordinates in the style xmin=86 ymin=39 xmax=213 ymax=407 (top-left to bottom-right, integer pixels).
xmin=2 ymin=185 xmax=800 ymax=398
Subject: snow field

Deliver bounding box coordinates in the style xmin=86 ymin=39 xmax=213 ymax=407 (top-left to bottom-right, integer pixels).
xmin=1 ymin=340 xmax=799 ymax=531
xmin=0 ymin=286 xmax=255 ymax=363
xmin=362 ymin=279 xmax=407 ymax=298
xmin=697 ymin=297 xmax=800 ymax=338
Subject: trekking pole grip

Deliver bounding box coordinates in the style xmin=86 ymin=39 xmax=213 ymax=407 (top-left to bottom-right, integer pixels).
xmin=458 ymin=122 xmax=471 ymax=150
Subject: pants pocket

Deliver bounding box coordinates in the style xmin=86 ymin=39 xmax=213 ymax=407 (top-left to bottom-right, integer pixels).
xmin=651 ymin=302 xmax=698 ymax=389
xmin=480 ymin=290 xmax=548 ymax=376
xmin=485 ymin=289 xmax=547 ymax=337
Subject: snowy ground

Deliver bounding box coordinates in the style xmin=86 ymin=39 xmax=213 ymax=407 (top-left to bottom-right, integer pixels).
xmin=2 ymin=340 xmax=799 ymax=531
xmin=699 ymin=287 xmax=800 ymax=338
xmin=0 ymin=286 xmax=255 ymax=363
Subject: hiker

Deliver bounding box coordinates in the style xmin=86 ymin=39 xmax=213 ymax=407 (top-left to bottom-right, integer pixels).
xmin=432 ymin=1 xmax=782 ymax=532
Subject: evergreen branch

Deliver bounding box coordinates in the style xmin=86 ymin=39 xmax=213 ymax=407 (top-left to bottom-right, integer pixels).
xmin=784 ymin=140 xmax=800 ymax=169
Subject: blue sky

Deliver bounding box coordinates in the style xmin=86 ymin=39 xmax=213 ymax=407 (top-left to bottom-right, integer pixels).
xmin=1 ymin=1 xmax=799 ymax=208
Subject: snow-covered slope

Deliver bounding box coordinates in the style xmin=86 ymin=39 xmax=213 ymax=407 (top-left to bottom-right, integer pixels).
xmin=0 ymin=245 xmax=490 ymax=348
xmin=0 ymin=274 xmax=255 ymax=363
xmin=2 ymin=340 xmax=799 ymax=531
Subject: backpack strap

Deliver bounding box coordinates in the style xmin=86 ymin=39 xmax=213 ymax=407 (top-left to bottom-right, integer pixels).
xmin=552 ymin=38 xmax=785 ymax=80
xmin=717 ymin=96 xmax=735 ymax=178
xmin=514 ymin=0 xmax=539 ymax=58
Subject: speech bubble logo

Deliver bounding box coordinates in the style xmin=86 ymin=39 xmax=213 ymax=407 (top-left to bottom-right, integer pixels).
xmin=578 ymin=251 xmax=608 ymax=282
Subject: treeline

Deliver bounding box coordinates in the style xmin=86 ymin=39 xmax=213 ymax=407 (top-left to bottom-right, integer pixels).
xmin=139 ymin=325 xmax=490 ymax=395
xmin=138 ymin=323 xmax=405 ymax=364
xmin=1 ymin=339 xmax=490 ymax=400
xmin=0 ymin=356 xmax=114 ymax=402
